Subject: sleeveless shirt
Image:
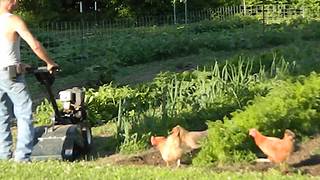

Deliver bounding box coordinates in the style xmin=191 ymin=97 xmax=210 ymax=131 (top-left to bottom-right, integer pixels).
xmin=0 ymin=12 xmax=21 ymax=67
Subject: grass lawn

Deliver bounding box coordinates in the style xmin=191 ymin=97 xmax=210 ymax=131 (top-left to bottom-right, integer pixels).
xmin=0 ymin=161 xmax=313 ymax=180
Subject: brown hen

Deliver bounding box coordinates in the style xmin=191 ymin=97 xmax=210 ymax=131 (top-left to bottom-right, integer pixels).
xmin=150 ymin=130 xmax=183 ymax=167
xmin=249 ymin=128 xmax=295 ymax=163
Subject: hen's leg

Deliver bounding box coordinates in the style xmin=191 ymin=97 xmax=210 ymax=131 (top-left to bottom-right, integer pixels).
xmin=176 ymin=159 xmax=181 ymax=167
xmin=268 ymin=156 xmax=276 ymax=163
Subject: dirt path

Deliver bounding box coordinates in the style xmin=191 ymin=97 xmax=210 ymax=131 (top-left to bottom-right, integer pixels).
xmin=287 ymin=135 xmax=320 ymax=176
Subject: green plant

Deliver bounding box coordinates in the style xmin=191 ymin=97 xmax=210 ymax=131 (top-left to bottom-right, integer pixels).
xmin=194 ymin=72 xmax=320 ymax=165
xmin=79 ymin=56 xmax=294 ymax=154
xmin=34 ymin=99 xmax=61 ymax=126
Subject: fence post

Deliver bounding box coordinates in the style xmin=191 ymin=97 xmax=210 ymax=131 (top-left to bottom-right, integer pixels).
xmin=243 ymin=0 xmax=246 ymax=15
xmin=173 ymin=1 xmax=177 ymax=24
xmin=80 ymin=1 xmax=84 ymax=61
xmin=184 ymin=0 xmax=188 ymax=24
xmin=262 ymin=1 xmax=265 ymax=33
xmin=94 ymin=1 xmax=97 ymax=25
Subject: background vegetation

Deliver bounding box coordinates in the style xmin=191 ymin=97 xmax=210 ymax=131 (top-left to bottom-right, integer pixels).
xmin=31 ymin=15 xmax=320 ymax=165
xmin=16 ymin=0 xmax=320 ymax=23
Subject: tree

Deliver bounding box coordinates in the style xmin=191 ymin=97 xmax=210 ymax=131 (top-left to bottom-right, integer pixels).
xmin=16 ymin=0 xmax=319 ymax=22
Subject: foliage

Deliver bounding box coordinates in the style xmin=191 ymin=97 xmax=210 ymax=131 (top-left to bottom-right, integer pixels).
xmin=85 ymin=84 xmax=136 ymax=125
xmin=34 ymin=99 xmax=53 ymax=126
xmin=75 ymin=56 xmax=292 ymax=154
xmin=31 ymin=17 xmax=320 ymax=160
xmin=15 ymin=0 xmax=320 ymax=23
xmin=119 ymin=133 xmax=150 ymax=154
xmin=22 ymin=17 xmax=320 ymax=79
xmin=293 ymin=0 xmax=320 ymax=18
xmin=33 ymin=99 xmax=54 ymax=126
xmin=15 ymin=0 xmax=233 ymax=23
xmin=33 ymin=99 xmax=64 ymax=126
xmin=194 ymin=73 xmax=320 ymax=165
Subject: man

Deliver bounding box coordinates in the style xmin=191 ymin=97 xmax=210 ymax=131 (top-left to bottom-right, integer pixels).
xmin=0 ymin=0 xmax=58 ymax=162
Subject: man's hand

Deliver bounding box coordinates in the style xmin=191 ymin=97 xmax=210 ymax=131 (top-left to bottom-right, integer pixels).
xmin=47 ymin=62 xmax=59 ymax=73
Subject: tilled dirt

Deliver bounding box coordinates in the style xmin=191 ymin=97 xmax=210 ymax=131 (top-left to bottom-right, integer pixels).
xmin=92 ymin=135 xmax=320 ymax=176
xmin=287 ymin=135 xmax=320 ymax=176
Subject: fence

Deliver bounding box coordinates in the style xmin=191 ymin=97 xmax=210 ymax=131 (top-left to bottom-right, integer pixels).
xmin=22 ymin=4 xmax=305 ymax=66
xmin=212 ymin=4 xmax=304 ymax=22
xmin=30 ymin=4 xmax=305 ymax=30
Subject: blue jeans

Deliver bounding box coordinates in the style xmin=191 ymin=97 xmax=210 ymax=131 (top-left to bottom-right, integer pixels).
xmin=0 ymin=71 xmax=34 ymax=162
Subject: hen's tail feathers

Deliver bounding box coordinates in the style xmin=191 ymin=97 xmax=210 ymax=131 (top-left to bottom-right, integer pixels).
xmin=285 ymin=129 xmax=295 ymax=138
xmin=189 ymin=130 xmax=208 ymax=140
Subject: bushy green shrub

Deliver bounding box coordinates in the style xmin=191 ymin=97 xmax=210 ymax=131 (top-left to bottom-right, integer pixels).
xmin=85 ymin=84 xmax=137 ymax=125
xmin=187 ymin=16 xmax=260 ymax=34
xmin=194 ymin=72 xmax=320 ymax=165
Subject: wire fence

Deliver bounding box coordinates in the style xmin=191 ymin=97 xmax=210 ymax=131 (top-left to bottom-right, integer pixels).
xmin=30 ymin=4 xmax=305 ymax=30
xmin=213 ymin=4 xmax=304 ymax=22
xmin=22 ymin=4 xmax=306 ymax=66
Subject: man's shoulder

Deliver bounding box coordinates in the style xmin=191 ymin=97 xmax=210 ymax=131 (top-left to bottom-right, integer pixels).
xmin=7 ymin=14 xmax=25 ymax=27
xmin=8 ymin=14 xmax=23 ymax=22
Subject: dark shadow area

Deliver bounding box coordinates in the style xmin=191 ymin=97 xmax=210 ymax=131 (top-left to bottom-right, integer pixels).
xmin=292 ymin=155 xmax=320 ymax=168
xmin=83 ymin=135 xmax=118 ymax=161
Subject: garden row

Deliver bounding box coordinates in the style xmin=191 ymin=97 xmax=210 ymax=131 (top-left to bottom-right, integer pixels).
xmin=34 ymin=53 xmax=318 ymax=163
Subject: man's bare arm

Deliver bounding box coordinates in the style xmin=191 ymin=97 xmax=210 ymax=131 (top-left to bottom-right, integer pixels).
xmin=12 ymin=15 xmax=58 ymax=70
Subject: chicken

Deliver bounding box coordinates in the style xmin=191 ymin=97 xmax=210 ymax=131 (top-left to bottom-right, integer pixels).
xmin=249 ymin=128 xmax=295 ymax=163
xmin=171 ymin=125 xmax=208 ymax=153
xmin=150 ymin=130 xmax=183 ymax=167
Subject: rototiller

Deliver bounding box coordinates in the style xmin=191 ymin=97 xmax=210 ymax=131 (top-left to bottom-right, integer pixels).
xmin=28 ymin=67 xmax=92 ymax=161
